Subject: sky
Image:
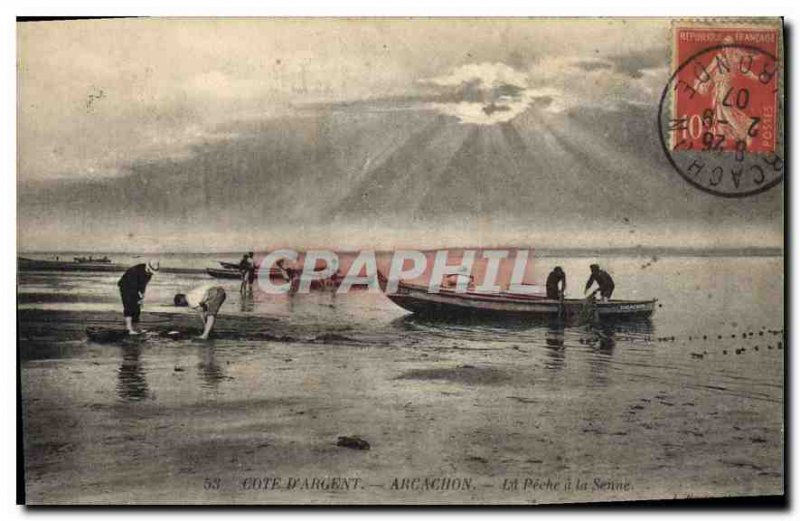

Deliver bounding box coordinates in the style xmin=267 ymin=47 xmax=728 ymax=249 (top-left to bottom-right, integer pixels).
xmin=17 ymin=18 xmax=783 ymax=252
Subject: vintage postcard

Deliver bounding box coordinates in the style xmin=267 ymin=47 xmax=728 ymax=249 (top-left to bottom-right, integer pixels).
xmin=17 ymin=17 xmax=784 ymax=505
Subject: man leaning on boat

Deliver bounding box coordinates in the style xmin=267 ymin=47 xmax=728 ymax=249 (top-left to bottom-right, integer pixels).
xmin=546 ymin=267 xmax=566 ymax=300
xmin=584 ymin=264 xmax=615 ymax=302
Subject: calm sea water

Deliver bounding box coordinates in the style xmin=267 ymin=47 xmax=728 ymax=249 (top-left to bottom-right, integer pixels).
xmin=18 ymin=253 xmax=784 ymax=503
xmin=18 ymin=254 xmax=784 ymax=396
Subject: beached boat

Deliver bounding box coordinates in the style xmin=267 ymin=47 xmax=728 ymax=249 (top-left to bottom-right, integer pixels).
xmin=218 ymin=261 xmax=241 ymax=270
xmin=74 ymin=255 xmax=111 ymax=263
xmin=207 ymin=267 xmax=243 ymax=279
xmin=206 ymin=267 xmax=290 ymax=280
xmin=378 ymin=273 xmax=656 ymax=322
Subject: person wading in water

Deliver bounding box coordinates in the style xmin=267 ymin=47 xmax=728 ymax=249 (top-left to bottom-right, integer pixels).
xmin=173 ymin=285 xmax=227 ymax=340
xmin=238 ymin=251 xmax=256 ymax=294
xmin=118 ymin=260 xmax=159 ymax=335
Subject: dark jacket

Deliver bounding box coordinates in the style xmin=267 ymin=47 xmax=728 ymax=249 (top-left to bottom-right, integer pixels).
xmin=585 ymin=269 xmax=614 ymax=293
xmin=239 ymin=255 xmax=255 ymax=273
xmin=546 ymin=270 xmax=566 ymax=296
xmin=117 ymin=264 xmax=152 ymax=296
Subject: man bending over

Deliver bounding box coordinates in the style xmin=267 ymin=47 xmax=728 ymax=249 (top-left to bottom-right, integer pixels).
xmin=174 ymin=285 xmax=227 ymax=340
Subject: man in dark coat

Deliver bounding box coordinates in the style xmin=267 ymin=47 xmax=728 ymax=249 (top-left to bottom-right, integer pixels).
xmin=546 ymin=266 xmax=566 ymax=300
xmin=584 ymin=263 xmax=615 ymax=301
xmin=118 ymin=260 xmax=159 ymax=334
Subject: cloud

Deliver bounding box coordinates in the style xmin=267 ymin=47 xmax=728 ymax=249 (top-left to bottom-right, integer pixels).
xmin=608 ymin=47 xmax=668 ymax=78
xmin=569 ymin=49 xmax=667 ymax=79
xmin=418 ymin=63 xmax=544 ymax=125
xmin=572 ymin=60 xmax=614 ymax=72
xmin=316 ymin=47 xmax=670 ymax=121
xmin=339 ymin=50 xmax=669 ymax=121
xmin=16 ymin=20 xmax=419 ymax=182
xmin=19 ymin=20 xmax=676 ymax=182
xmin=517 ymin=48 xmax=670 ymax=113
xmin=421 ymin=62 xmax=529 ymax=90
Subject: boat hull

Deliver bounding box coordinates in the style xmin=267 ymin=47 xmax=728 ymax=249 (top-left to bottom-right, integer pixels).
xmin=386 ymin=285 xmax=655 ymax=322
xmin=206 ymin=267 xmax=289 ymax=280
xmin=206 ymin=268 xmax=242 ymax=279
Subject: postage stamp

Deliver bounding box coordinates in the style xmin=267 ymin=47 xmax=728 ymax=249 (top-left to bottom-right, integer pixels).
xmin=658 ymin=22 xmax=784 ymax=197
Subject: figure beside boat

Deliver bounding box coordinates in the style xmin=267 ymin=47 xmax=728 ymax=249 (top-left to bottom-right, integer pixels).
xmin=202 ymin=250 xmax=652 ymax=325
xmin=69 ymin=249 xmax=654 ymax=344
xmin=377 ymin=264 xmax=654 ymax=323
xmin=238 ymin=251 xmax=257 ymax=294
xmin=546 ymin=266 xmax=566 ymax=300
xmin=584 ymin=264 xmax=615 ymax=302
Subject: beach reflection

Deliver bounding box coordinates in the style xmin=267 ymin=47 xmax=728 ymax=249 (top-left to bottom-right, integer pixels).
xmin=582 ymin=321 xmax=653 ymax=387
xmin=544 ymin=323 xmax=566 ymax=373
xmin=586 ymin=330 xmax=614 ymax=388
xmin=116 ymin=344 xmax=149 ymax=402
xmin=197 ymin=346 xmax=226 ymax=390
xmin=239 ymin=292 xmax=255 ymax=313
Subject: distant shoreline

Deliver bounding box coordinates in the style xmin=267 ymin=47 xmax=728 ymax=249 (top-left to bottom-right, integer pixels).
xmin=530 ymin=247 xmax=784 ymax=258
xmin=18 ymin=247 xmax=785 ymax=258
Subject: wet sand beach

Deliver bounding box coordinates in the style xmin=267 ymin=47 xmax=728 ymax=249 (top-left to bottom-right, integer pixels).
xmin=18 ymin=255 xmax=784 ymax=504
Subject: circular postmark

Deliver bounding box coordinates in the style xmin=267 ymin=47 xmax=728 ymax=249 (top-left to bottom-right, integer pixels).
xmin=657 ymin=43 xmax=783 ymax=198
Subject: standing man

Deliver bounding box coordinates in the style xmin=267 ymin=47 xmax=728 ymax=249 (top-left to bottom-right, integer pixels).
xmin=173 ymin=285 xmax=227 ymax=340
xmin=239 ymin=251 xmax=256 ymax=294
xmin=118 ymin=260 xmax=159 ymax=335
xmin=584 ymin=264 xmax=615 ymax=301
xmin=546 ymin=266 xmax=567 ymax=300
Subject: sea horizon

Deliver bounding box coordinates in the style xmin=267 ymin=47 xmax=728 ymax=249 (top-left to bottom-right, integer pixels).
xmin=18 ymin=245 xmax=785 ymax=258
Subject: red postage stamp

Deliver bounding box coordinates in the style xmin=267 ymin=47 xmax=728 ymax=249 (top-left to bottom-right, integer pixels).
xmin=670 ymin=24 xmax=780 ymax=154
xmin=658 ymin=22 xmax=783 ymax=197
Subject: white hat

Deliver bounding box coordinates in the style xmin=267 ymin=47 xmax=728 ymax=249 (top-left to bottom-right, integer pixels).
xmin=146 ymin=260 xmax=160 ymax=273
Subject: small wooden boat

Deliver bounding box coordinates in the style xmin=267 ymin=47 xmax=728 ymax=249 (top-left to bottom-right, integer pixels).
xmin=74 ymin=255 xmax=112 ymax=263
xmin=206 ymin=267 xmax=289 ymax=280
xmin=218 ymin=261 xmax=241 ymax=270
xmin=378 ymin=272 xmax=655 ymax=322
xmin=206 ymin=267 xmax=243 ymax=279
